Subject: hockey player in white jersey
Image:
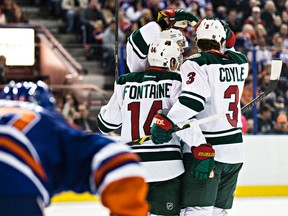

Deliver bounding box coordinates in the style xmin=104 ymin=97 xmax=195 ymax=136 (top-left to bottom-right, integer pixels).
xmin=126 ymin=9 xmax=198 ymax=72
xmin=98 ymin=37 xmax=205 ymax=216
xmin=150 ymin=18 xmax=249 ymax=216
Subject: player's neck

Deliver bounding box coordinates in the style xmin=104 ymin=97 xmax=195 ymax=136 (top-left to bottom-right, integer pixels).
xmin=145 ymin=67 xmax=169 ymax=72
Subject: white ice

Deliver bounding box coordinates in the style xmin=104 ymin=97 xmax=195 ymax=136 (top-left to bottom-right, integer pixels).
xmin=45 ymin=197 xmax=288 ymax=216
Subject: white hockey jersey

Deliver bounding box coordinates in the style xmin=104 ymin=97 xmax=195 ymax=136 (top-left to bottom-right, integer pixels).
xmin=168 ymin=50 xmax=249 ymax=163
xmin=98 ymin=68 xmax=205 ymax=182
xmin=126 ymin=22 xmax=161 ymax=72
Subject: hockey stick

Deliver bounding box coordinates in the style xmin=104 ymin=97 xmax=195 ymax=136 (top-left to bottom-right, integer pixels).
xmin=126 ymin=112 xmax=226 ymax=146
xmin=127 ymin=59 xmax=282 ymax=146
xmin=241 ymin=59 xmax=282 ymax=113
xmin=115 ymin=0 xmax=119 ymax=78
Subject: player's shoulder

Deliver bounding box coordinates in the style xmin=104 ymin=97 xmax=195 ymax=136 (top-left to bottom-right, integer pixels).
xmin=225 ymin=50 xmax=248 ymax=64
xmin=116 ymin=70 xmax=181 ymax=85
xmin=184 ymin=52 xmax=209 ymax=66
xmin=116 ymin=72 xmax=145 ymax=85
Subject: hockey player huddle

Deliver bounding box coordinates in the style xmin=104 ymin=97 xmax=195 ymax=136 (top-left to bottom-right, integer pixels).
xmin=98 ymin=9 xmax=248 ymax=216
xmin=0 ymin=8 xmax=248 ymax=216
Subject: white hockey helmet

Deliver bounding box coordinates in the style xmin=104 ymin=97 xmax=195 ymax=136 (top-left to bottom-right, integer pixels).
xmin=160 ymin=28 xmax=187 ymax=48
xmin=148 ymin=38 xmax=183 ymax=72
xmin=196 ymin=18 xmax=226 ymax=50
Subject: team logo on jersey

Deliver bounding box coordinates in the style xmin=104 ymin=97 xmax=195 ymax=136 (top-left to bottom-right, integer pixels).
xmin=166 ymin=202 xmax=174 ymax=210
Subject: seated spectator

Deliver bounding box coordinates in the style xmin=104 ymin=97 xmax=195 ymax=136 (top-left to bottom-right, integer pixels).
xmin=244 ymin=6 xmax=265 ymax=27
xmin=203 ymin=3 xmax=214 ymax=18
xmin=261 ymin=0 xmax=277 ymax=31
xmin=1 ymin=0 xmax=28 ymax=23
xmin=273 ymin=112 xmax=288 ymax=134
xmin=267 ymin=15 xmax=282 ymax=37
xmin=86 ymin=20 xmax=104 ymax=60
xmin=138 ymin=8 xmax=153 ymax=28
xmin=125 ymin=0 xmax=143 ymax=22
xmin=102 ymin=0 xmax=115 ymax=25
xmin=226 ymin=8 xmax=242 ymax=34
xmin=235 ymin=24 xmax=256 ymax=54
xmin=257 ymin=105 xmax=274 ymax=134
xmin=79 ymin=0 xmax=106 ymax=44
xmin=186 ymin=0 xmax=202 ymax=20
xmin=61 ymin=0 xmax=88 ymax=33
xmin=102 ymin=19 xmax=125 ymax=75
xmin=74 ymin=103 xmax=98 ymax=132
xmin=62 ymin=93 xmax=78 ymax=123
xmin=247 ymin=37 xmax=272 ymax=72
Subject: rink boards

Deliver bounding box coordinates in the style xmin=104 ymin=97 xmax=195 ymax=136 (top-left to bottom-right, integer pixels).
xmin=52 ymin=135 xmax=288 ymax=203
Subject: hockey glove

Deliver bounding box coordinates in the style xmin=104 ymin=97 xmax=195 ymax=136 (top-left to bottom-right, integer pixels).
xmin=150 ymin=113 xmax=176 ymax=144
xmin=191 ymin=144 xmax=216 ymax=180
xmin=221 ymin=19 xmax=236 ymax=48
xmin=157 ymin=9 xmax=198 ymax=29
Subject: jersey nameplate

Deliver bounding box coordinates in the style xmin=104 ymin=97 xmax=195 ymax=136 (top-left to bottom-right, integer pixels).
xmin=123 ymin=83 xmax=172 ymax=99
xmin=219 ymin=66 xmax=245 ymax=82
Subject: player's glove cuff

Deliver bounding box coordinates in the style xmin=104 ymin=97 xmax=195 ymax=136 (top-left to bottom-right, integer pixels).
xmin=191 ymin=144 xmax=216 ymax=179
xmin=150 ymin=113 xmax=176 ymax=144
xmin=157 ymin=9 xmax=198 ymax=29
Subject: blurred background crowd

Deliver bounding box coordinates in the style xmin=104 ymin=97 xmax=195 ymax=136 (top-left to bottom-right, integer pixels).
xmin=0 ymin=0 xmax=287 ymax=134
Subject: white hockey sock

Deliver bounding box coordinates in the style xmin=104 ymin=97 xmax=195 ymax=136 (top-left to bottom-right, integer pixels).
xmin=212 ymin=207 xmax=228 ymax=216
xmin=184 ymin=206 xmax=213 ymax=216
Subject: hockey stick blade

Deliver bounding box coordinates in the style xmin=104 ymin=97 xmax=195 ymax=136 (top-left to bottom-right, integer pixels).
xmin=241 ymin=59 xmax=282 ymax=113
xmin=127 ymin=112 xmax=226 ymax=146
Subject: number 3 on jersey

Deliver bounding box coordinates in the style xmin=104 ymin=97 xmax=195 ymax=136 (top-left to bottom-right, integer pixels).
xmin=128 ymin=101 xmax=162 ymax=140
xmin=224 ymin=85 xmax=239 ymax=127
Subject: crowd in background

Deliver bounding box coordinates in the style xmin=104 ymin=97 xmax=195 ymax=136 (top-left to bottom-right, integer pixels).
xmin=1 ymin=0 xmax=288 ymax=134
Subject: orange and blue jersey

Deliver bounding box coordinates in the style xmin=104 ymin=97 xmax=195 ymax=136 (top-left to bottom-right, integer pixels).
xmin=0 ymin=100 xmax=148 ymax=216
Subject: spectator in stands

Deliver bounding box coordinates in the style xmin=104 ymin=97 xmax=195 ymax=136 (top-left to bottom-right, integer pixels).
xmin=257 ymin=105 xmax=274 ymax=134
xmin=203 ymin=3 xmax=214 ymax=18
xmin=186 ymin=0 xmax=202 ymax=20
xmin=268 ymin=15 xmax=282 ymax=37
xmin=244 ymin=6 xmax=265 ymax=27
xmin=62 ymin=93 xmax=78 ymax=123
xmin=79 ymin=0 xmax=106 ymax=44
xmin=125 ymin=0 xmax=143 ymax=22
xmin=147 ymin=0 xmax=163 ymax=20
xmin=138 ymin=8 xmax=153 ymax=27
xmin=247 ymin=27 xmax=272 ymax=72
xmin=74 ymin=103 xmax=98 ymax=132
xmin=242 ymin=0 xmax=261 ymax=23
xmin=61 ymin=0 xmax=88 ymax=33
xmin=85 ymin=20 xmax=104 ymax=60
xmin=102 ymin=0 xmax=115 ymax=25
xmin=0 ymin=7 xmax=6 ymax=23
xmin=102 ymin=18 xmax=125 ymax=75
xmin=1 ymin=0 xmax=28 ymax=23
xmin=261 ymin=0 xmax=277 ymax=32
xmin=225 ymin=9 xmax=242 ymax=34
xmin=0 ymin=55 xmax=6 ymax=84
xmin=235 ymin=24 xmax=256 ymax=54
xmin=273 ymin=112 xmax=288 ymax=134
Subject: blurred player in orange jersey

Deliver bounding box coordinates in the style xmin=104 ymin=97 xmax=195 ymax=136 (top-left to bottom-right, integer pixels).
xmin=0 ymin=80 xmax=149 ymax=216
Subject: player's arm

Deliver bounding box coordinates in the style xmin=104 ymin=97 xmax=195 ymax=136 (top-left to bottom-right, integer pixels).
xmin=168 ymin=60 xmax=211 ymax=123
xmin=91 ymin=142 xmax=149 ymax=216
xmin=127 ymin=9 xmax=198 ymax=71
xmin=150 ymin=60 xmax=210 ymax=143
xmin=97 ymin=84 xmax=122 ymax=133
